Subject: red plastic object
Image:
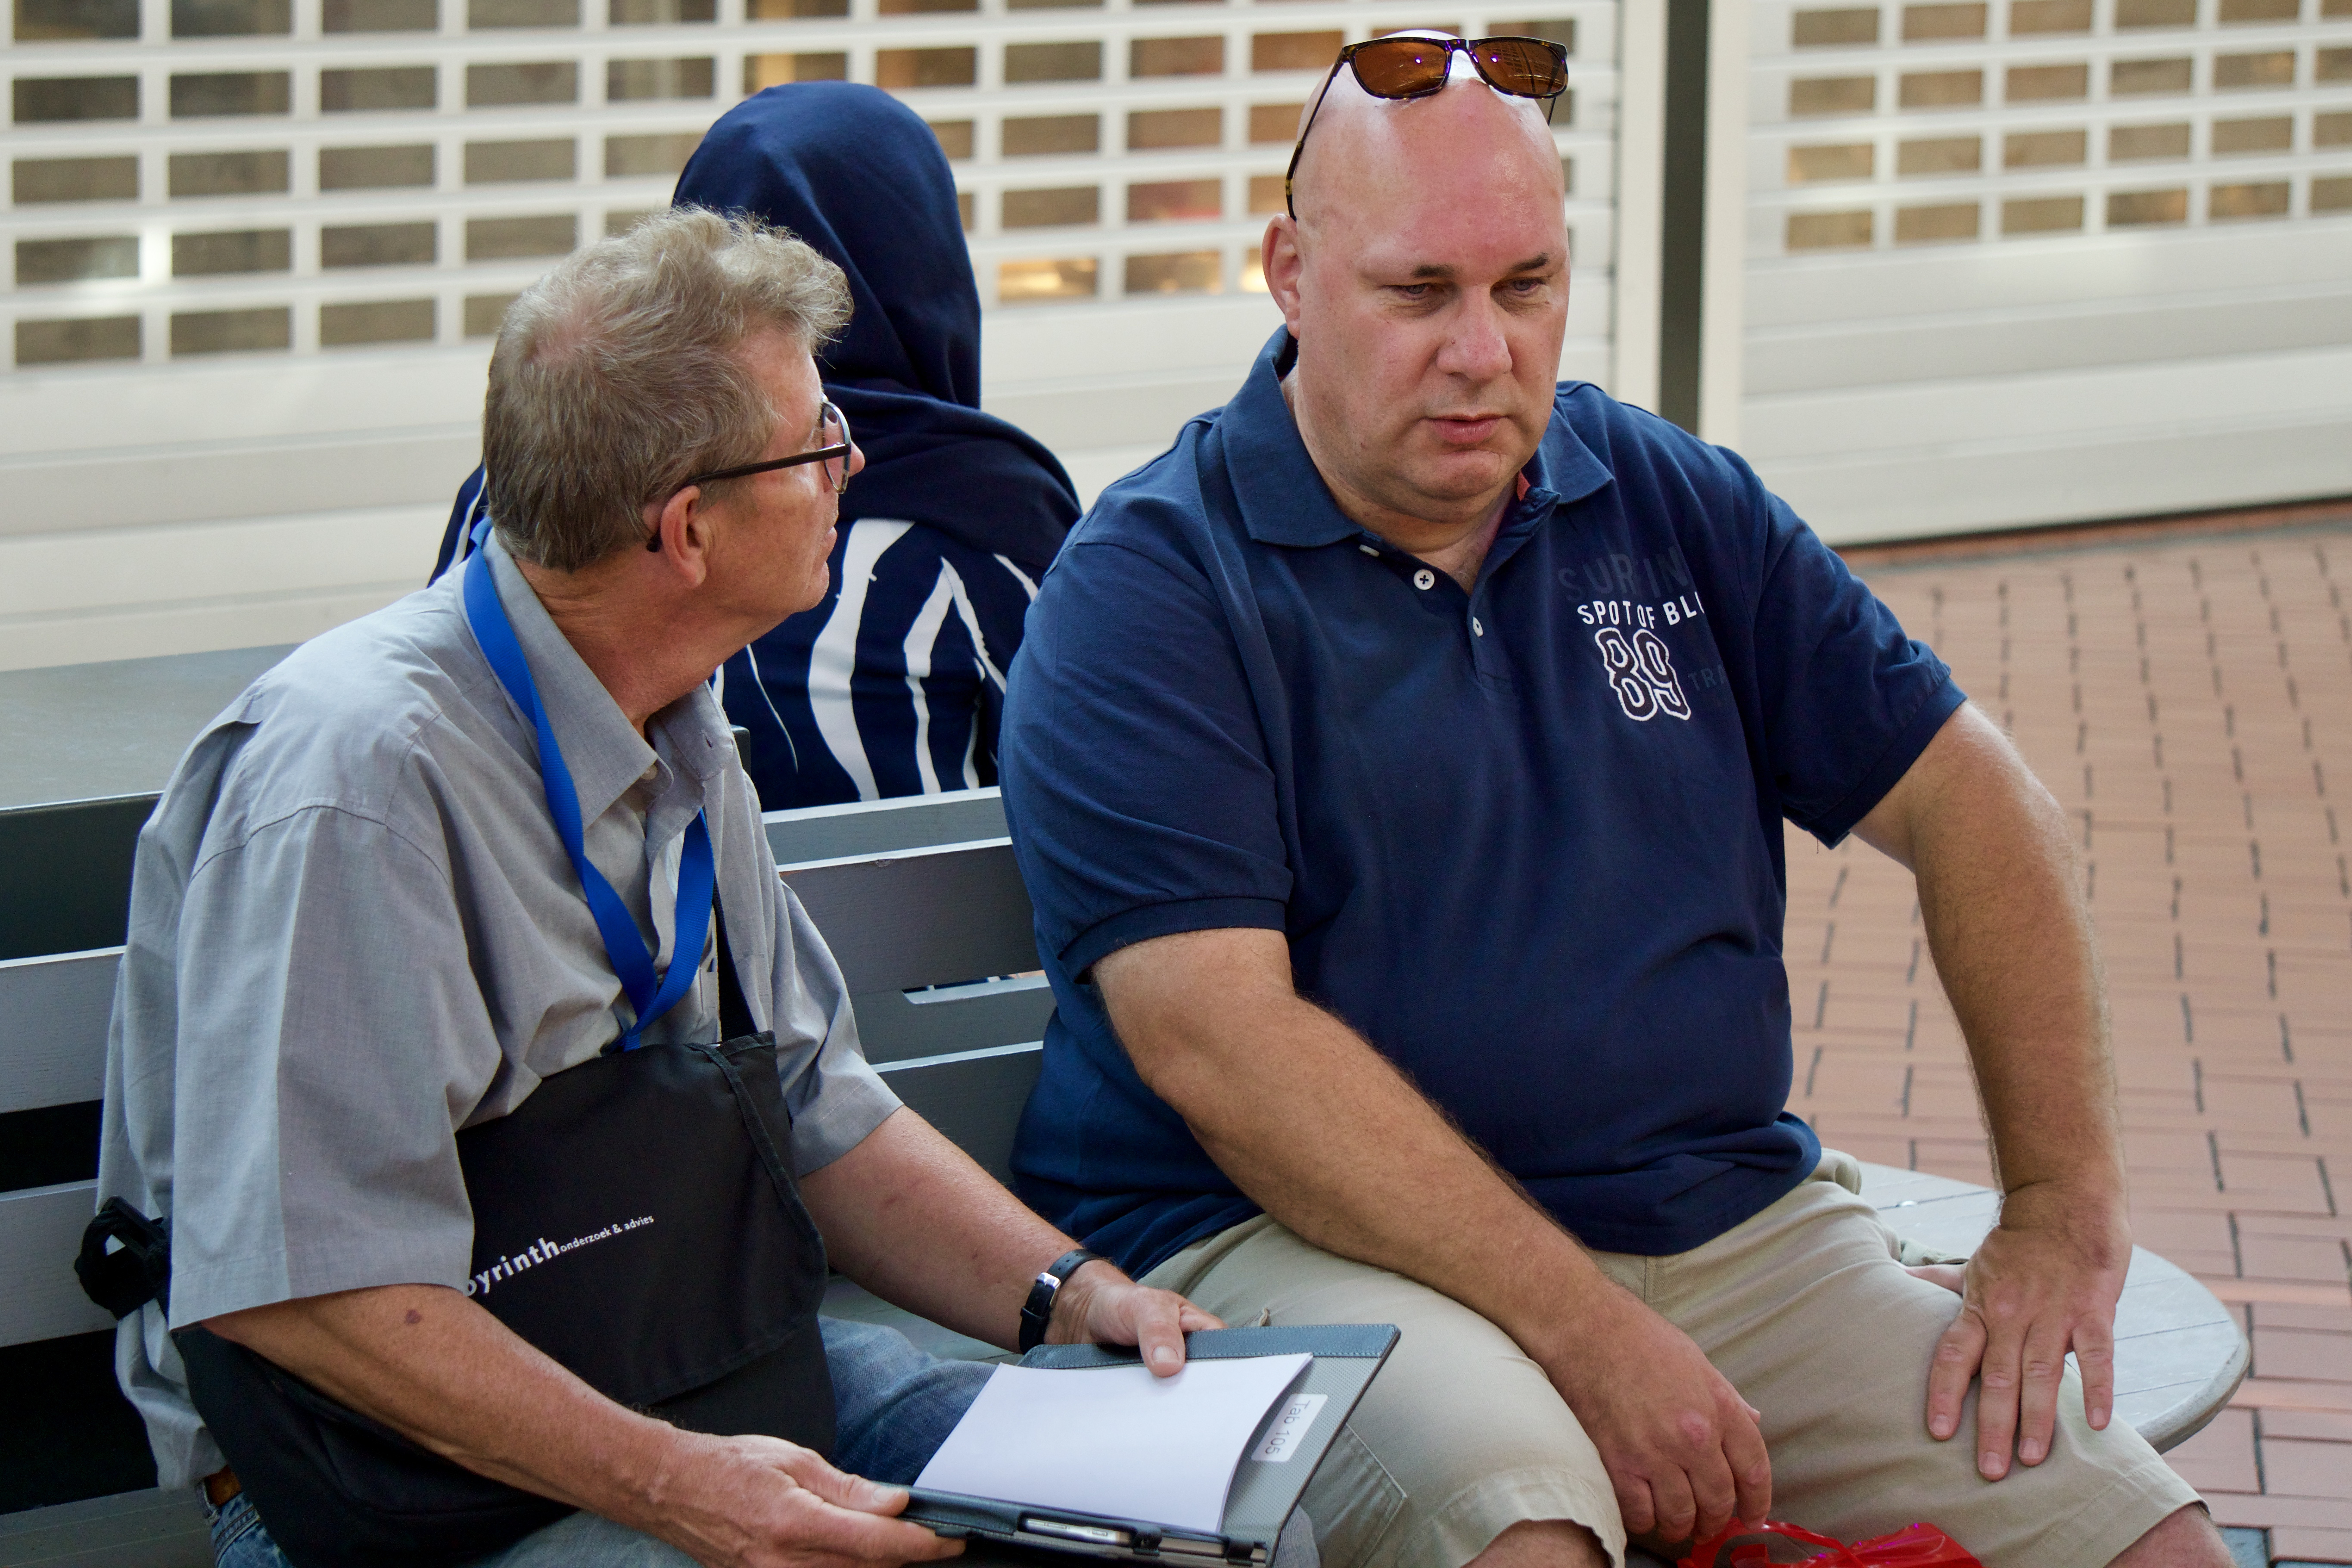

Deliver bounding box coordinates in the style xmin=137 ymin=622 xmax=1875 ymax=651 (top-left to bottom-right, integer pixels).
xmin=1677 ymin=1519 xmax=1984 ymax=1568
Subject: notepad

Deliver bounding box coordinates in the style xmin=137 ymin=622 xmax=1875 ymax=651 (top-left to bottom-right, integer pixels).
xmin=915 ymin=1352 xmax=1314 ymax=1533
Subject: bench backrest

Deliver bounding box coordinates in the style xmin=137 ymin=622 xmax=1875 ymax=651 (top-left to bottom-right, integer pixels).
xmin=0 ymin=789 xmax=1043 ymax=1355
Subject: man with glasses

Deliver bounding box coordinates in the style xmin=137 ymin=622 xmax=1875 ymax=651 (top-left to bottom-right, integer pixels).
xmin=96 ymin=208 xmax=1217 ymax=1568
xmin=1000 ymin=39 xmax=2224 ymax=1568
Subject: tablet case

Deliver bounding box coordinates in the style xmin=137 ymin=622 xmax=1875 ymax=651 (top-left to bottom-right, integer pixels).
xmin=907 ymin=1324 xmax=1400 ymax=1565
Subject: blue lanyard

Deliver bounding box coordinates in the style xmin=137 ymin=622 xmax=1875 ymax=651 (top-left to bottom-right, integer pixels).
xmin=462 ymin=542 xmax=715 ymax=1052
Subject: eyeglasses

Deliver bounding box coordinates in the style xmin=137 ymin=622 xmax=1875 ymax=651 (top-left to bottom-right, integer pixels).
xmin=1283 ymin=36 xmax=1570 ymax=219
xmin=653 ymin=400 xmax=852 ymax=549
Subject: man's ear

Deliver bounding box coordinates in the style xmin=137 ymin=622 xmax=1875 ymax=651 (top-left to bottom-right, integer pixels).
xmin=644 ymin=485 xmax=715 ymax=588
xmin=1263 ymin=217 xmax=1307 ymax=336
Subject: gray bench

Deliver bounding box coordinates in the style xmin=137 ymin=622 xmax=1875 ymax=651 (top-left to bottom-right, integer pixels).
xmin=0 ymin=776 xmax=2245 ymax=1563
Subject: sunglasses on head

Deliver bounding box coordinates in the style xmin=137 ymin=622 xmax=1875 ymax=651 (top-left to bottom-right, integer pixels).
xmin=1284 ymin=35 xmax=1570 ymax=219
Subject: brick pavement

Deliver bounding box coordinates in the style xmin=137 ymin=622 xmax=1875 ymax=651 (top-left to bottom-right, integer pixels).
xmin=1800 ymin=516 xmax=2352 ymax=1564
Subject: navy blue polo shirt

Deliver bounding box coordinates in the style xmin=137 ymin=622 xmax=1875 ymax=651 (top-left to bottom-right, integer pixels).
xmin=1001 ymin=329 xmax=1963 ymax=1278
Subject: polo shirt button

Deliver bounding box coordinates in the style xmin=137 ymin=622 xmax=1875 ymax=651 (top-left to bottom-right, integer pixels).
xmin=1472 ymin=617 xmax=1485 ymax=637
xmin=1359 ymin=544 xmax=1380 ymax=558
xmin=1412 ymin=568 xmax=1435 ymax=591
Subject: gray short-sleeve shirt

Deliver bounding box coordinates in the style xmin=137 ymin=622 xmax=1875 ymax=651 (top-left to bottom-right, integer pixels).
xmin=96 ymin=535 xmax=900 ymax=1486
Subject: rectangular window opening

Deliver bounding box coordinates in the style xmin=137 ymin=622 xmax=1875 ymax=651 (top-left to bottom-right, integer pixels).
xmin=1003 ymin=40 xmax=1101 ymax=81
xmin=321 ymin=219 xmax=438 ymax=266
xmin=320 ymin=66 xmax=438 ymax=112
xmin=1002 ymin=185 xmax=1100 ymax=227
xmin=1792 ymin=6 xmax=1877 ymax=45
xmin=321 ymin=297 xmax=436 ymax=345
xmin=171 ymin=305 xmax=291 ymax=356
xmin=2000 ymin=193 xmax=2084 ymax=232
xmin=1127 ymin=176 xmax=1221 ymax=221
xmin=2106 ymin=186 xmax=2188 ymax=224
xmin=1790 ymin=76 xmax=1876 ymax=116
xmin=1895 ymin=136 xmax=1980 ymax=175
xmin=1894 ymin=202 xmax=1979 ymax=243
xmin=1251 ymin=31 xmax=1341 ymax=73
xmin=2208 ymin=179 xmax=2290 ymax=217
xmin=323 ymin=0 xmax=438 ymax=30
xmin=1125 ymin=249 xmax=1220 ymax=294
xmin=1786 ymin=209 xmax=1873 ymax=249
xmin=170 ymin=71 xmax=291 ymax=117
xmin=16 ymin=234 xmax=139 ymax=284
xmin=171 ymin=0 xmax=290 ymax=35
xmin=745 ymin=54 xmax=847 ymax=91
xmin=997 ymin=256 xmax=1097 ymax=303
xmin=16 ymin=315 xmax=140 ymax=365
xmin=465 ymin=138 xmax=576 ymax=183
xmin=876 ymin=46 xmax=979 ymax=87
xmin=13 ymin=155 xmax=140 ymax=202
xmin=466 ymin=213 xmax=579 ymax=260
xmin=1902 ymin=3 xmax=1987 ymax=40
xmin=606 ymin=131 xmax=703 ymax=177
xmin=1791 ymin=142 xmax=1876 ymax=181
xmin=1003 ymin=113 xmax=1101 ymax=156
xmin=1129 ymin=106 xmax=1222 ymax=150
xmin=320 ymin=143 xmax=435 ymax=187
xmin=169 ymin=148 xmax=291 ymax=196
xmin=14 ymin=0 xmax=139 ymax=40
xmin=607 ymin=57 xmax=715 ymax=100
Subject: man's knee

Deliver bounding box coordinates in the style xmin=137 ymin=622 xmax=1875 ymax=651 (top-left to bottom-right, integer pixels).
xmin=1470 ymin=1519 xmax=1609 ymax=1568
xmin=2107 ymin=1506 xmax=2233 ymax=1568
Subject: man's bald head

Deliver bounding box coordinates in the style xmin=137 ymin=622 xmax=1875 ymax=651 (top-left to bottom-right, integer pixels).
xmin=1258 ymin=33 xmax=1572 ymax=549
xmin=1287 ymin=37 xmax=1564 ymax=233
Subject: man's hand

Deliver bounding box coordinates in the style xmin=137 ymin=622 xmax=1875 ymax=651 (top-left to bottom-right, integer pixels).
xmin=1535 ymin=1283 xmax=1770 ymax=1545
xmin=644 ymin=1431 xmax=964 ymax=1568
xmin=1923 ymin=1182 xmax=2130 ymax=1479
xmin=206 ymin=1285 xmax=969 ymax=1568
xmin=1049 ymin=1260 xmax=1225 ymax=1375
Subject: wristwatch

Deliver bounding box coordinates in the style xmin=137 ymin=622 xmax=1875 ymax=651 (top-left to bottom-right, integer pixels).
xmin=1017 ymin=1248 xmax=1107 ymax=1353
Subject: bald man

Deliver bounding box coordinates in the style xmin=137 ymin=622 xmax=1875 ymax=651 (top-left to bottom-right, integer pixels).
xmin=997 ymin=41 xmax=2226 ymax=1568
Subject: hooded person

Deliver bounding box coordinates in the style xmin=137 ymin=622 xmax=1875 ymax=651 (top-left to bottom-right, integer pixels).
xmin=434 ymin=81 xmax=1080 ymax=809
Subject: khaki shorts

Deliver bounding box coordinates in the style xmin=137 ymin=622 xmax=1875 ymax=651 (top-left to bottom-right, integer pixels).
xmin=1141 ymin=1153 xmax=2195 ymax=1568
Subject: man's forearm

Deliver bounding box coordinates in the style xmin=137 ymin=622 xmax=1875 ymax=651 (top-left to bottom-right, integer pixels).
xmin=1854 ymin=703 xmax=2126 ymax=1205
xmin=1096 ymin=928 xmax=1613 ymax=1363
xmin=800 ymin=1108 xmax=1089 ymax=1349
xmin=205 ymin=1284 xmax=684 ymax=1519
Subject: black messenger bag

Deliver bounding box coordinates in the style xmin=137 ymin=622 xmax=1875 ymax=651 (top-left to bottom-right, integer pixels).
xmin=170 ymin=933 xmax=837 ymax=1568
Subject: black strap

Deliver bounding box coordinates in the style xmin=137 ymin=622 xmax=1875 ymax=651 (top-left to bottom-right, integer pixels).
xmin=716 ymin=909 xmax=756 ymax=1042
xmin=1018 ymin=1247 xmax=1108 ymax=1353
xmin=77 ymin=1198 xmax=173 ymax=1319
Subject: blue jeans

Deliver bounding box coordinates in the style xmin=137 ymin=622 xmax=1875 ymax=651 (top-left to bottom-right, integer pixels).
xmin=205 ymin=1318 xmax=992 ymax=1567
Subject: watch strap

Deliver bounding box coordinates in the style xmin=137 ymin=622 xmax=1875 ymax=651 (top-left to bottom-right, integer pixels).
xmin=1017 ymin=1247 xmax=1107 ymax=1353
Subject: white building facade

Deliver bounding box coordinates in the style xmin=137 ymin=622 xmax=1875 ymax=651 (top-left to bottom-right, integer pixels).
xmin=3 ymin=0 xmax=2347 ymax=669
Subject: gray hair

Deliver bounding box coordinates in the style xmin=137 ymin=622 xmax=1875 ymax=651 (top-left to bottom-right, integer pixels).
xmin=482 ymin=207 xmax=852 ymax=572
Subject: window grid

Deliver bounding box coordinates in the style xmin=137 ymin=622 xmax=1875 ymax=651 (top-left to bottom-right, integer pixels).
xmin=1752 ymin=0 xmax=2352 ymax=255
xmin=7 ymin=0 xmax=1619 ymax=367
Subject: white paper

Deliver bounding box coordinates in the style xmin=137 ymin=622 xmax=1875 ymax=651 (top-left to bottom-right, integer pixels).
xmin=1248 ymin=1394 xmax=1328 ymax=1463
xmin=915 ymin=1352 xmax=1313 ymax=1533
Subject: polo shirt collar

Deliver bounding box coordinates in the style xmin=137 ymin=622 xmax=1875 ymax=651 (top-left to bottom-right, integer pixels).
xmin=1221 ymin=329 xmax=1615 ymax=550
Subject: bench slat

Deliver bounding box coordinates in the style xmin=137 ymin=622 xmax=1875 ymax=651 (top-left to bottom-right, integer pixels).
xmin=0 ymin=1483 xmax=212 ymax=1568
xmin=0 ymin=947 xmax=121 ymax=1115
xmin=877 ymin=1043 xmax=1042 ymax=1187
xmin=853 ymin=977 xmax=1055 ymax=1067
xmin=765 ymin=788 xmax=1009 ymax=868
xmin=0 ymin=1180 xmax=112 ymax=1347
xmin=781 ymin=840 xmax=1037 ymax=998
